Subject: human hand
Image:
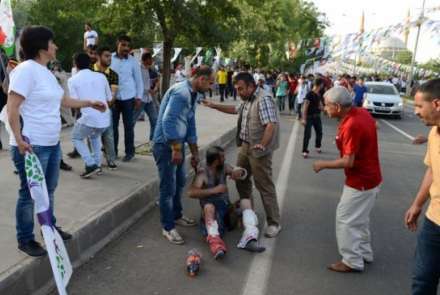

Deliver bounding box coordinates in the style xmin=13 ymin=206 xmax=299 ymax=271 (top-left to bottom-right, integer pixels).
xmin=412 ymin=135 xmax=428 ymax=145
xmin=313 ymin=161 xmax=325 ymax=173
xmin=17 ymin=139 xmax=32 ymax=155
xmin=201 ymin=99 xmax=214 ymax=108
xmin=405 ymin=204 xmax=422 ymax=232
xmin=171 ymin=149 xmax=183 ymax=165
xmin=230 ymin=167 xmax=247 ymax=180
xmin=134 ymin=99 xmax=143 ymax=111
xmin=252 ymin=144 xmax=266 ymax=151
xmin=213 ymin=184 xmax=227 ymax=194
xmin=90 ymin=101 xmax=107 ymax=112
xmin=191 ymin=154 xmax=199 ymax=169
xmin=301 ymin=119 xmax=306 ymax=126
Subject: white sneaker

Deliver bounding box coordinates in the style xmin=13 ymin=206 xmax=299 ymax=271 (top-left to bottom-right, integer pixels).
xmin=265 ymin=225 xmax=282 ymax=238
xmin=175 ymin=216 xmax=197 ymax=227
xmin=162 ymin=228 xmax=185 ymax=245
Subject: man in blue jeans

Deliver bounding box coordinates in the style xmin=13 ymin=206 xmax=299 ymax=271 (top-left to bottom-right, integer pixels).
xmin=153 ymin=65 xmax=214 ymax=245
xmin=405 ymin=79 xmax=440 ymax=294
xmin=111 ymin=35 xmax=143 ymax=162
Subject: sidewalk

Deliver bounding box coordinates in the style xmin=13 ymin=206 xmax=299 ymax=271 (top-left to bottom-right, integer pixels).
xmin=0 ymin=99 xmax=238 ymax=295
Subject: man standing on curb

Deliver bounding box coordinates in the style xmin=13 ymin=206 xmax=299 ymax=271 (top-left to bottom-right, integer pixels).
xmin=111 ymin=35 xmax=143 ymax=162
xmin=313 ymin=86 xmax=382 ymax=273
xmin=94 ymin=46 xmax=119 ymax=170
xmin=153 ymin=65 xmax=214 ymax=245
xmin=404 ymin=79 xmax=440 ymax=295
xmin=203 ymin=72 xmax=282 ymax=238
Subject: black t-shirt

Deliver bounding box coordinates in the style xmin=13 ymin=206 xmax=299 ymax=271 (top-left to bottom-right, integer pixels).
xmin=304 ymin=91 xmax=322 ymax=116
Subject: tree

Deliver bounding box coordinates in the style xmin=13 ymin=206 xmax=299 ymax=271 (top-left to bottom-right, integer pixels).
xmin=98 ymin=0 xmax=240 ymax=94
xmin=230 ymin=0 xmax=326 ymax=71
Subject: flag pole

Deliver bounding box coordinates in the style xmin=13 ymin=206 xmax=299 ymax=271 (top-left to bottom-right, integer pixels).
xmin=406 ymin=0 xmax=426 ymax=96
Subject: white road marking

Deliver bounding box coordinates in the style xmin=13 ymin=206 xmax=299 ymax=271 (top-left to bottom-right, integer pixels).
xmin=380 ymin=119 xmax=415 ymax=141
xmin=241 ymin=120 xmax=300 ymax=295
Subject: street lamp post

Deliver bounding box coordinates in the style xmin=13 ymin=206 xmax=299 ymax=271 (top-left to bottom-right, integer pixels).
xmin=406 ymin=0 xmax=426 ymax=96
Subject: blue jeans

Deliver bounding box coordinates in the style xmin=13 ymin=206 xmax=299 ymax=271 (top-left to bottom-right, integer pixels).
xmin=11 ymin=143 xmax=60 ymax=243
xmin=112 ymin=99 xmax=135 ymax=157
xmin=412 ymin=217 xmax=440 ymax=295
xmin=102 ymin=110 xmax=116 ymax=163
xmin=72 ymin=123 xmax=106 ymax=167
xmin=153 ymin=143 xmax=185 ymax=231
xmin=133 ymin=101 xmax=158 ymax=142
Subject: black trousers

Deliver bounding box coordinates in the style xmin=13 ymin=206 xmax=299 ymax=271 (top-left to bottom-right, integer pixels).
xmin=302 ymin=114 xmax=323 ymax=153
xmin=219 ymin=84 xmax=227 ymax=101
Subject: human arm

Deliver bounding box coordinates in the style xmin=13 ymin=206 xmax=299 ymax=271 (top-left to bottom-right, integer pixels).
xmin=313 ymin=154 xmax=355 ymax=173
xmin=405 ymin=167 xmax=432 ymax=232
xmin=253 ymin=96 xmax=278 ymax=151
xmin=7 ymin=91 xmax=31 ymax=154
xmin=201 ymin=99 xmax=237 ymax=114
xmin=188 ymin=172 xmax=227 ymax=199
xmin=133 ymin=60 xmax=144 ymax=107
xmin=65 ymin=79 xmax=106 ymax=111
xmin=302 ymin=99 xmax=310 ymax=125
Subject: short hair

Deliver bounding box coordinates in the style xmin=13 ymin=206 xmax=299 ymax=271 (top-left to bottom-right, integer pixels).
xmin=313 ymin=78 xmax=324 ymax=88
xmin=192 ymin=65 xmax=213 ymax=78
xmin=97 ymin=46 xmax=111 ymax=56
xmin=324 ymin=87 xmax=353 ymax=107
xmin=417 ymin=79 xmax=440 ymax=101
xmin=74 ymin=52 xmax=91 ymax=70
xmin=20 ymin=26 xmax=54 ymax=60
xmin=206 ymin=146 xmax=224 ymax=166
xmin=85 ymin=22 xmax=92 ymax=27
xmin=141 ymin=52 xmax=152 ymax=61
xmin=233 ymin=72 xmax=256 ymax=87
xmin=117 ymin=35 xmax=131 ymax=43
xmin=87 ymin=44 xmax=98 ymax=51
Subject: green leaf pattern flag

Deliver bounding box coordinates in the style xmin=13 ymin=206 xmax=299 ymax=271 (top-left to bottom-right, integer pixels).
xmin=0 ymin=0 xmax=15 ymax=56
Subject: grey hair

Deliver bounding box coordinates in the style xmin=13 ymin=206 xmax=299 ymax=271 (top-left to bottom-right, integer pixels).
xmin=324 ymin=87 xmax=353 ymax=107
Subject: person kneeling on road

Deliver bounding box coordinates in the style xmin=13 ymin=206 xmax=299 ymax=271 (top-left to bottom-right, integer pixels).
xmin=188 ymin=146 xmax=265 ymax=259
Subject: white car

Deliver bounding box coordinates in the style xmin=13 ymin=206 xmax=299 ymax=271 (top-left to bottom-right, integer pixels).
xmin=363 ymin=82 xmax=403 ymax=119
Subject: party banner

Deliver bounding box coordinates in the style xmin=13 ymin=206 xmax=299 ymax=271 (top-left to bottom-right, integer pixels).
xmin=25 ymin=149 xmax=72 ymax=295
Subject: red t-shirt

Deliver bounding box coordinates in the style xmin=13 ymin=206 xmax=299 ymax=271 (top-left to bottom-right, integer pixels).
xmin=336 ymin=108 xmax=382 ymax=190
xmin=288 ymin=79 xmax=298 ymax=94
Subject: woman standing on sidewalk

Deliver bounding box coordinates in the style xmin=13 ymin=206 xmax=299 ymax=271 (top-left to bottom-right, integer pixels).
xmin=276 ymin=73 xmax=288 ymax=112
xmin=7 ymin=26 xmax=105 ymax=257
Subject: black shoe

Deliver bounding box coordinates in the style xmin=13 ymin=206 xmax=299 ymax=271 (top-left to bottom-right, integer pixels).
xmin=67 ymin=149 xmax=80 ymax=159
xmin=108 ymin=161 xmax=118 ymax=170
xmin=80 ymin=164 xmax=99 ymax=178
xmin=60 ymin=160 xmax=72 ymax=171
xmin=122 ymin=154 xmax=134 ymax=162
xmin=18 ymin=240 xmax=47 ymax=257
xmin=55 ymin=226 xmax=72 ymax=241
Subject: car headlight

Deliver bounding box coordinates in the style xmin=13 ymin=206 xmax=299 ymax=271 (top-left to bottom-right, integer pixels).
xmin=363 ymin=99 xmax=370 ymax=107
xmin=398 ymin=102 xmax=403 ymax=107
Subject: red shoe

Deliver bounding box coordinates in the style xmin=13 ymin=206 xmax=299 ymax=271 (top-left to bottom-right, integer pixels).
xmin=207 ymin=235 xmax=227 ymax=259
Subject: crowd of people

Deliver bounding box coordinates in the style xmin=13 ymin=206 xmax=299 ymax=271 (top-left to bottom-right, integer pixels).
xmin=1 ymin=23 xmax=440 ymax=295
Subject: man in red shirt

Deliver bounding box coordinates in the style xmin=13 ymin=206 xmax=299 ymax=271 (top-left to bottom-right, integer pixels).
xmin=313 ymin=86 xmax=382 ymax=273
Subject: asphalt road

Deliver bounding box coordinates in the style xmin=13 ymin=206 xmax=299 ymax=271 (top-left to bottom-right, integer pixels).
xmin=56 ymin=105 xmax=431 ymax=295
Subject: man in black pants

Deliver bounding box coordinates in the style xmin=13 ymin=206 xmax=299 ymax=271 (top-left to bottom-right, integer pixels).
xmin=301 ymin=78 xmax=324 ymax=158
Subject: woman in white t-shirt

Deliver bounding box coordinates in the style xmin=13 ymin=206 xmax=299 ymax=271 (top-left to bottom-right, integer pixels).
xmin=7 ymin=26 xmax=106 ymax=257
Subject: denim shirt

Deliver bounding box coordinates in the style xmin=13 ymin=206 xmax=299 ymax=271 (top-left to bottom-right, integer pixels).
xmin=110 ymin=53 xmax=143 ymax=101
xmin=153 ymin=81 xmax=198 ymax=145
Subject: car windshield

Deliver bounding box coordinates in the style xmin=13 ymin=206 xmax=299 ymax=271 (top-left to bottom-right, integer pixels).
xmin=366 ymin=85 xmax=398 ymax=95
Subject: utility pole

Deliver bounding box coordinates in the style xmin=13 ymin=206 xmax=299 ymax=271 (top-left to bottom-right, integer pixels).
xmin=406 ymin=0 xmax=426 ymax=96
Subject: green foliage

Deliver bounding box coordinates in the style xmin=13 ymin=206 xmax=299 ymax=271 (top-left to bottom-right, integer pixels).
xmin=420 ymin=58 xmax=440 ymax=74
xmin=11 ymin=0 xmax=323 ymax=86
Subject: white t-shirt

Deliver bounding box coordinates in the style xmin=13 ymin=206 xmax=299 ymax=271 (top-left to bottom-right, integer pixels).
xmin=84 ymin=30 xmax=98 ymax=47
xmin=68 ymin=69 xmax=111 ymax=128
xmin=8 ymin=60 xmax=64 ymax=146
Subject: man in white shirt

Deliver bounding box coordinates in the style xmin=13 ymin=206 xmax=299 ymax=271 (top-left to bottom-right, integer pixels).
xmin=69 ymin=53 xmax=112 ymax=178
xmin=83 ymin=23 xmax=99 ymax=50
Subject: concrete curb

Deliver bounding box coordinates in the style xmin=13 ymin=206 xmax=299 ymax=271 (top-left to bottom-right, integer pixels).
xmin=0 ymin=127 xmax=237 ymax=295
